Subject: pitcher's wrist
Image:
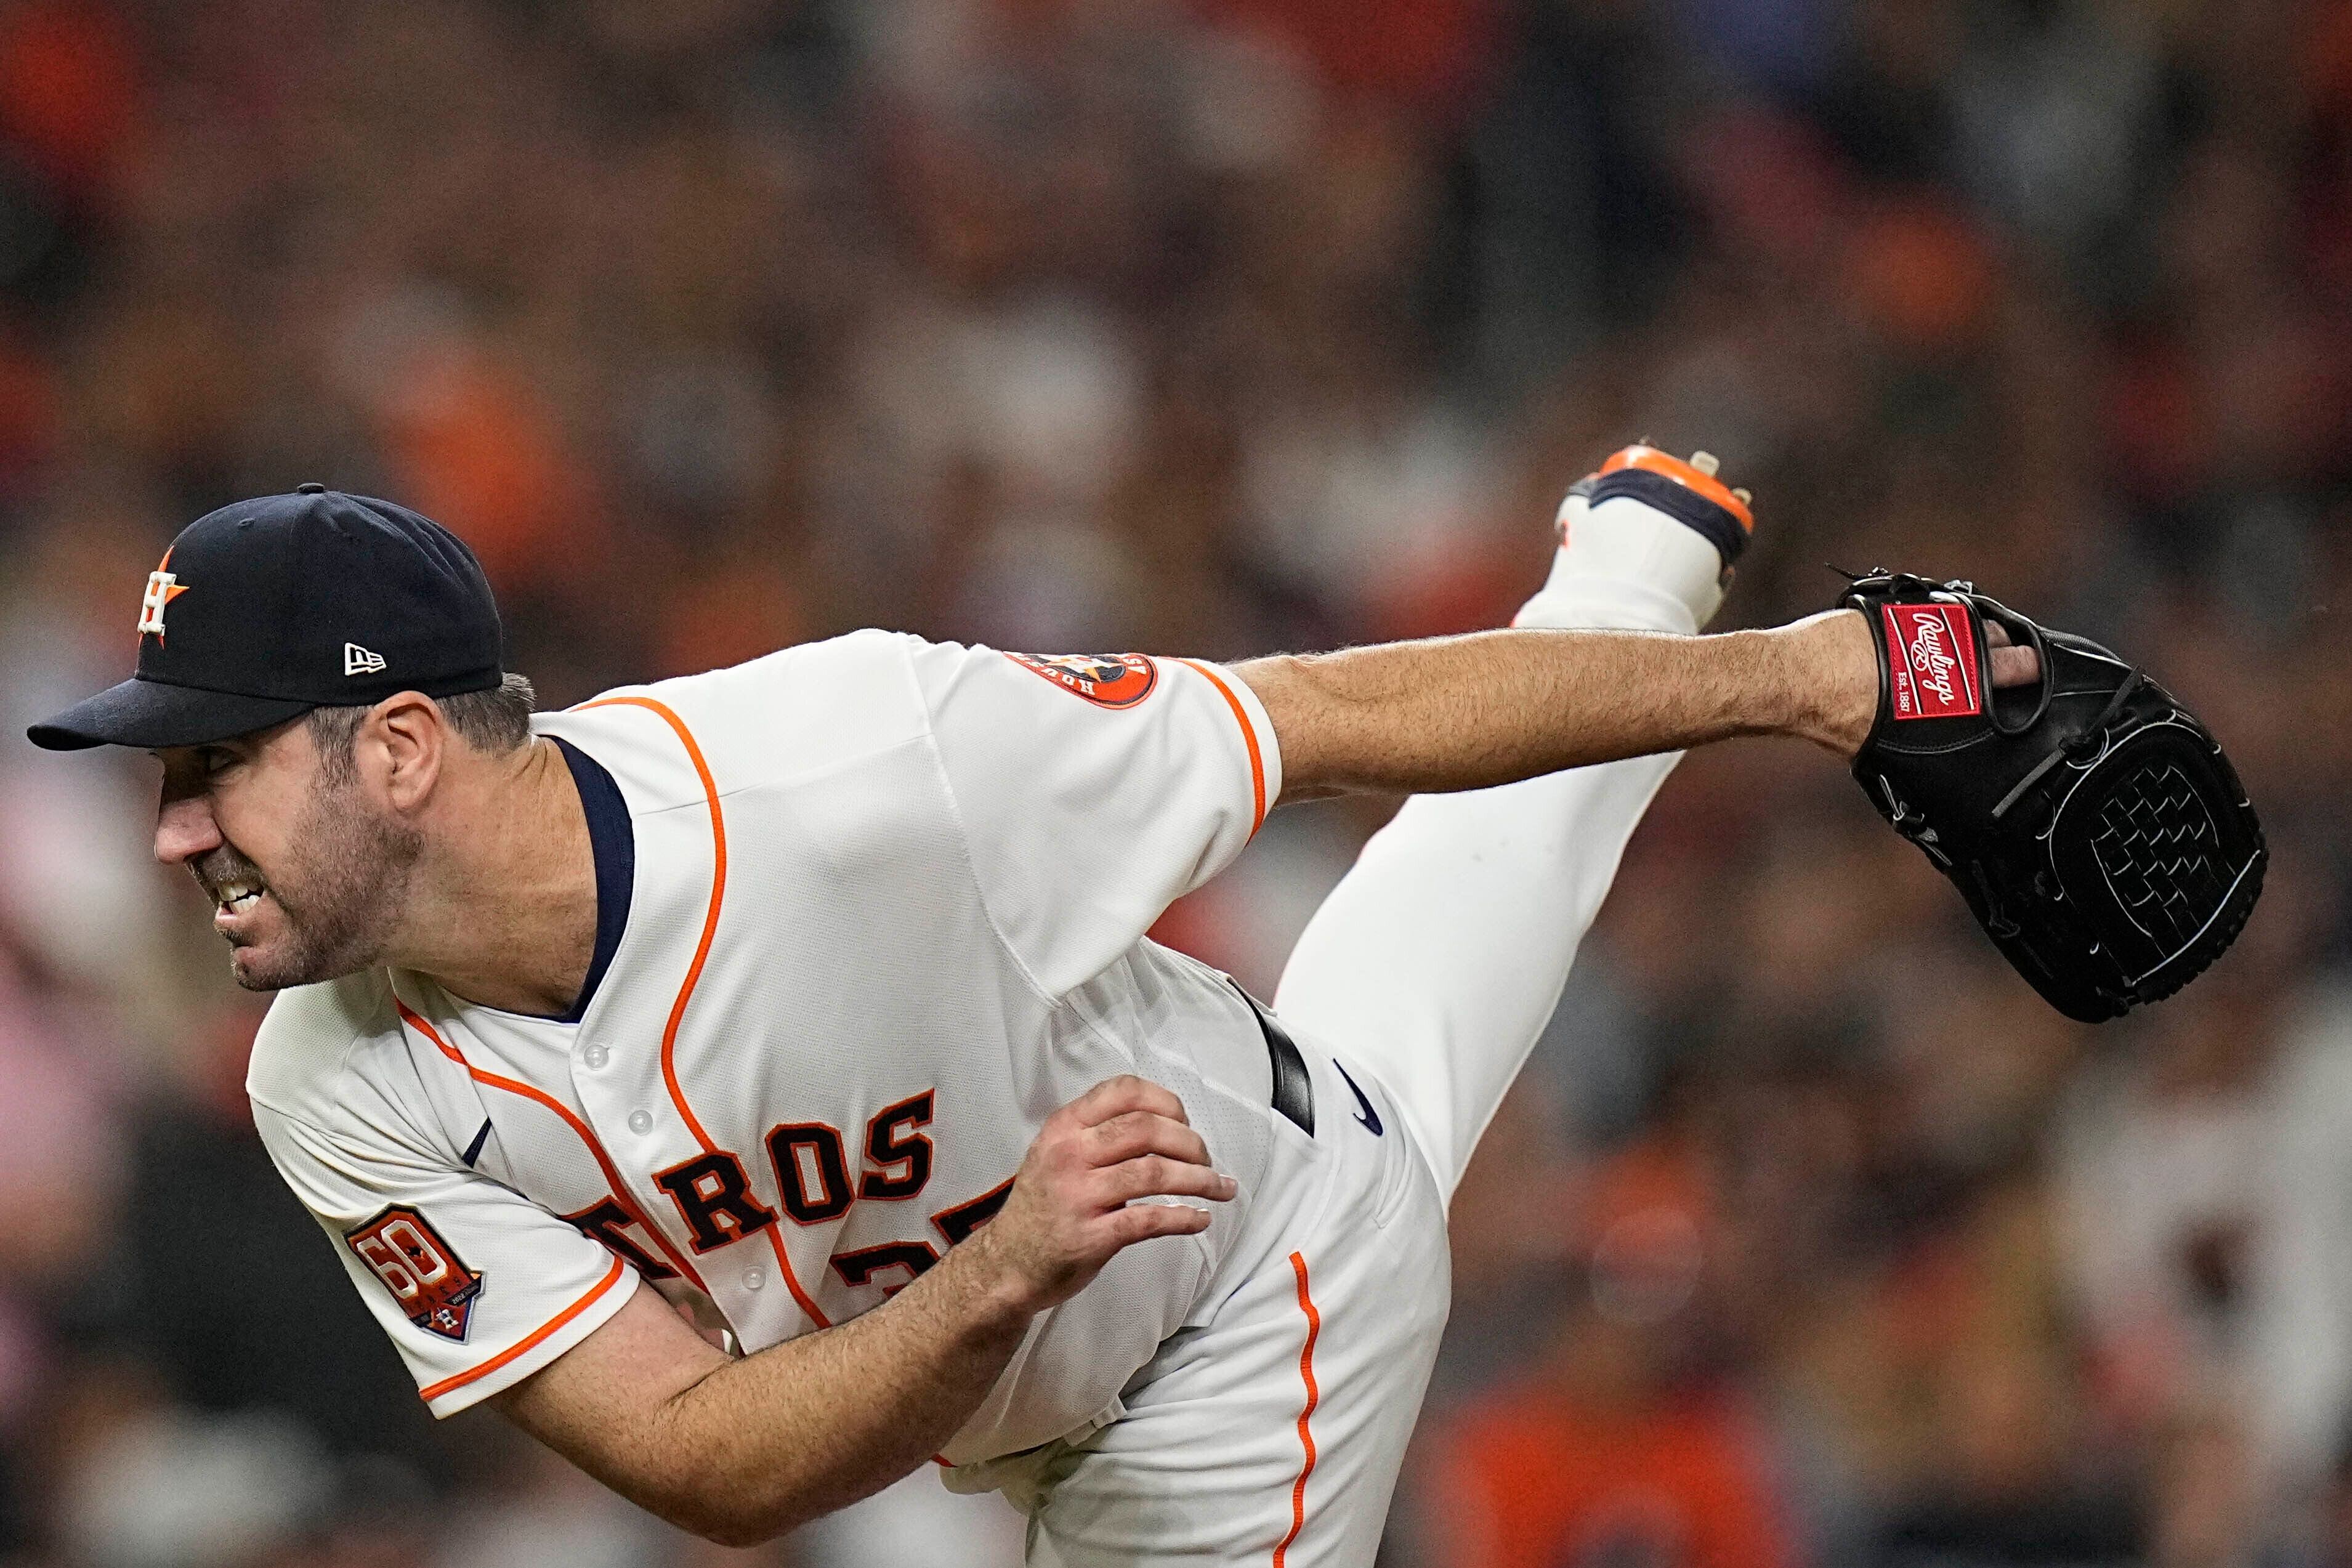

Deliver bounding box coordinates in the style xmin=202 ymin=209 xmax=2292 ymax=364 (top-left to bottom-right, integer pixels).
xmin=1757 ymin=612 xmax=1876 ymax=756
xmin=944 ymin=1217 xmax=1052 ymax=1332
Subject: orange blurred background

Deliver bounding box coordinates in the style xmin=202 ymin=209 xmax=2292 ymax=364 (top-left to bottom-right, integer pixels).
xmin=3 ymin=2 xmax=2351 ymax=1564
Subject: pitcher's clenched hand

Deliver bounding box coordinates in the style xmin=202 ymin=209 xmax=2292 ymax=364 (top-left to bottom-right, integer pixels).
xmin=966 ymin=1075 xmax=1237 ymax=1315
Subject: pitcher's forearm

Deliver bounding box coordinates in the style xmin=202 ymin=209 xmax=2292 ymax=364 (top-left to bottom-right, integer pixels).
xmin=1237 ymin=612 xmax=1875 ymax=803
xmin=505 ymin=1243 xmax=1031 ymax=1547
xmin=644 ymin=1239 xmax=1031 ymax=1540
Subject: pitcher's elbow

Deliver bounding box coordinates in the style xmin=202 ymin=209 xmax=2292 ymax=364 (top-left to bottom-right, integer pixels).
xmin=677 ymin=1506 xmax=788 ymax=1549
xmin=657 ymin=1487 xmax=806 ymax=1548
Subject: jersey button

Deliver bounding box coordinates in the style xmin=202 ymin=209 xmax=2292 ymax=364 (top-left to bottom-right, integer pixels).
xmin=743 ymin=1267 xmax=765 ymax=1291
xmin=582 ymin=1044 xmax=609 ymax=1070
xmin=627 ymin=1109 xmax=653 ymax=1134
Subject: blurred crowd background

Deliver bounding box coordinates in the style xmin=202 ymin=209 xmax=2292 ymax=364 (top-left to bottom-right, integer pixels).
xmin=0 ymin=0 xmax=2347 ymax=1564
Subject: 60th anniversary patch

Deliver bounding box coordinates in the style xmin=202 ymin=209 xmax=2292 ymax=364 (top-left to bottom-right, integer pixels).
xmin=346 ymin=1205 xmax=485 ymax=1342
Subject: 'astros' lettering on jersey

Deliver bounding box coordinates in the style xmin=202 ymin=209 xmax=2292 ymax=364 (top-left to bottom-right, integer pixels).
xmin=248 ymin=632 xmax=1292 ymax=1462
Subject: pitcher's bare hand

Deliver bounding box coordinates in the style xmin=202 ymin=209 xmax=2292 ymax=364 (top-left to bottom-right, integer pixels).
xmin=963 ymin=1075 xmax=1235 ymax=1315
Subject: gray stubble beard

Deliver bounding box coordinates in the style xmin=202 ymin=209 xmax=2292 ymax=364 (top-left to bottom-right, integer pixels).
xmin=227 ymin=781 xmax=424 ymax=992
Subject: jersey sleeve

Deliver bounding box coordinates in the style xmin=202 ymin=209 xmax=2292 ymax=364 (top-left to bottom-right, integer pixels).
xmin=253 ymin=1095 xmax=636 ymax=1418
xmin=903 ymin=641 xmax=1283 ymax=998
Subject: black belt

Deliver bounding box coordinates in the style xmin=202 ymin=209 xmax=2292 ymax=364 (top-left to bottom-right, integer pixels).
xmin=1232 ymin=982 xmax=1314 ymax=1136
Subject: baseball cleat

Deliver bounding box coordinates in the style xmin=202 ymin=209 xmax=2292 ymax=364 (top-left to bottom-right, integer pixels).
xmin=1670 ymin=447 xmax=1751 ymax=504
xmin=1538 ymin=443 xmax=1756 ymax=631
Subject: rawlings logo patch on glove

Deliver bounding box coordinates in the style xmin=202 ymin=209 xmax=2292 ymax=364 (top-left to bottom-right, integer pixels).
xmin=1841 ymin=570 xmax=2266 ymax=1022
xmin=1881 ymin=603 xmax=1982 ymax=719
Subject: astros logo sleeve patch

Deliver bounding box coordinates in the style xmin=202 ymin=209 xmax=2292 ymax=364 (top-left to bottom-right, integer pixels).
xmin=1004 ymin=652 xmax=1159 ymax=708
xmin=345 ymin=1205 xmax=485 ymax=1342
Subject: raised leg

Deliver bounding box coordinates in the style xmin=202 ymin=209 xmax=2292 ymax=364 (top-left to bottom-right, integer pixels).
xmin=1274 ymin=449 xmax=1751 ymax=1196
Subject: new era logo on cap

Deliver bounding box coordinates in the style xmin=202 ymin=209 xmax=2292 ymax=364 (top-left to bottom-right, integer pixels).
xmin=345 ymin=643 xmax=387 ymax=676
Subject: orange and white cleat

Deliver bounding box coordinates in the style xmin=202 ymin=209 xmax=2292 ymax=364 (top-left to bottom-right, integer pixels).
xmin=1542 ymin=443 xmax=1756 ymax=632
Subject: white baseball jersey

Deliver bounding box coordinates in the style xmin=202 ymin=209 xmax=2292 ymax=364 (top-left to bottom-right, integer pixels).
xmin=248 ymin=632 xmax=1290 ymax=1460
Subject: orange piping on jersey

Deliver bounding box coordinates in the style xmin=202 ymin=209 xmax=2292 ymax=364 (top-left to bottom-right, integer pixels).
xmin=1272 ymin=1250 xmax=1322 ymax=1567
xmin=1177 ymin=660 xmax=1267 ymax=836
xmin=394 ymin=1000 xmax=712 ymax=1295
xmin=419 ymin=1252 xmax=626 ymax=1404
xmin=573 ymin=697 xmax=834 ymax=1332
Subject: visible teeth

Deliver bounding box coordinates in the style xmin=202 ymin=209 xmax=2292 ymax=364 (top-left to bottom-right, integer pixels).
xmin=216 ymin=880 xmax=264 ymax=911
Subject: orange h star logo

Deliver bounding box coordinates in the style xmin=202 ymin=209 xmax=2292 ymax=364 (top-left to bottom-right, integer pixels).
xmin=138 ymin=547 xmax=191 ymax=643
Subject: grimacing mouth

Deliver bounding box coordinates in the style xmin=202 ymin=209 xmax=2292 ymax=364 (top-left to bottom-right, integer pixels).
xmin=193 ymin=855 xmax=270 ymax=918
xmin=216 ymin=880 xmax=265 ymax=915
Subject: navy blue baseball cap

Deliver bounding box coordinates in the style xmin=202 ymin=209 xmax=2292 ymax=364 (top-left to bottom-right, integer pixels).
xmin=28 ymin=485 xmax=504 ymax=751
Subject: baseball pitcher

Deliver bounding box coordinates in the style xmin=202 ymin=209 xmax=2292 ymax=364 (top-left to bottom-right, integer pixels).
xmin=31 ymin=449 xmax=2249 ymax=1564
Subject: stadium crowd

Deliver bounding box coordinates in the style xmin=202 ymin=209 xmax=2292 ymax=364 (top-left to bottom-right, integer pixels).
xmin=1 ymin=0 xmax=2350 ymax=1563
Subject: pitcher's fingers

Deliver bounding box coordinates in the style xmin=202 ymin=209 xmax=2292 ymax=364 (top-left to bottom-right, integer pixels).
xmin=1097 ymin=1155 xmax=1237 ymax=1206
xmin=1083 ymin=1110 xmax=1212 ymax=1171
xmin=1066 ymin=1074 xmax=1189 ymax=1129
xmin=1104 ymin=1202 xmax=1214 ymax=1247
xmin=1989 ymin=644 xmax=2041 ymax=688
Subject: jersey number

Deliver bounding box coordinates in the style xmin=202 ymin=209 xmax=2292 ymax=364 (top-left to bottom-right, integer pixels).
xmin=830 ymin=1178 xmax=1015 ymax=1296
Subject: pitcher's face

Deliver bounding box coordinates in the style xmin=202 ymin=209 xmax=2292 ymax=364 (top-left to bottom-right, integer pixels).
xmin=153 ymin=719 xmax=421 ymax=990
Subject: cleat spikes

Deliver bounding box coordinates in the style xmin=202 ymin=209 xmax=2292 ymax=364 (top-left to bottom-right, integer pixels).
xmin=1689 ymin=451 xmax=1720 ymax=476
